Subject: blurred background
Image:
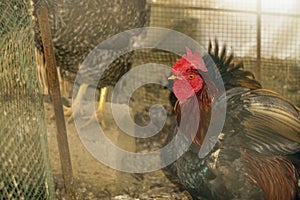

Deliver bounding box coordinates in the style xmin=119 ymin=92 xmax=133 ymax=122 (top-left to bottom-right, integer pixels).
xmin=0 ymin=0 xmax=299 ymax=199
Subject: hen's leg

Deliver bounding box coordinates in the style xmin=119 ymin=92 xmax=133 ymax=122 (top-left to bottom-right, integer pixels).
xmin=64 ymin=83 xmax=88 ymax=123
xmin=64 ymin=84 xmax=108 ymax=127
xmin=35 ymin=48 xmax=49 ymax=96
xmin=95 ymin=87 xmax=108 ymax=128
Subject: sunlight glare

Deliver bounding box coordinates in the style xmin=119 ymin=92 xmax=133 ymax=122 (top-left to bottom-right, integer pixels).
xmin=262 ymin=0 xmax=296 ymax=13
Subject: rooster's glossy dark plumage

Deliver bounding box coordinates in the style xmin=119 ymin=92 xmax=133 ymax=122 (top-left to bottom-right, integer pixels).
xmin=165 ymin=40 xmax=300 ymax=200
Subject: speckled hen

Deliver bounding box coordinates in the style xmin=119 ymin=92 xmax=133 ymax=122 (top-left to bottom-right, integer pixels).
xmin=34 ymin=0 xmax=149 ymax=121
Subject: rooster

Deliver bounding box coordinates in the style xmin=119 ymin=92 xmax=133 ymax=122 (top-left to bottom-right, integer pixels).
xmin=166 ymin=40 xmax=300 ymax=200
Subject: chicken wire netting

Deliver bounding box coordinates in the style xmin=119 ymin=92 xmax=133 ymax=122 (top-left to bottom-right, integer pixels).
xmin=126 ymin=0 xmax=300 ymax=156
xmin=0 ymin=0 xmax=55 ymax=199
xmin=1 ymin=0 xmax=298 ymax=198
xmin=131 ymin=0 xmax=300 ymax=111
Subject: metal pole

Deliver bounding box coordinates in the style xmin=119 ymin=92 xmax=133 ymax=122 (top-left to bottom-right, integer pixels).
xmin=36 ymin=5 xmax=75 ymax=200
xmin=256 ymin=0 xmax=262 ymax=81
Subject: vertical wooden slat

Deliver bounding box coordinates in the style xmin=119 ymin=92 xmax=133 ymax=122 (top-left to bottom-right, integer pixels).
xmin=256 ymin=0 xmax=262 ymax=81
xmin=36 ymin=5 xmax=74 ymax=200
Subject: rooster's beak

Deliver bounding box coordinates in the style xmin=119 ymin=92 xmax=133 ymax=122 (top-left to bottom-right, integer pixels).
xmin=168 ymin=75 xmax=182 ymax=80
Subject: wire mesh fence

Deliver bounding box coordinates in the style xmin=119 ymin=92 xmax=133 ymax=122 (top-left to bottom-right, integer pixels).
xmin=128 ymin=0 xmax=300 ymax=159
xmin=132 ymin=0 xmax=300 ymax=107
xmin=0 ymin=0 xmax=55 ymax=199
xmin=1 ymin=0 xmax=299 ymax=199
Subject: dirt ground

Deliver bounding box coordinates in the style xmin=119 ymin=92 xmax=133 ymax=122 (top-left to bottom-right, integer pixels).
xmin=44 ymin=96 xmax=189 ymax=199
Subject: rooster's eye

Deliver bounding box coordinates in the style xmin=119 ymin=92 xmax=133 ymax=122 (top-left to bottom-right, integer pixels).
xmin=188 ymin=74 xmax=195 ymax=79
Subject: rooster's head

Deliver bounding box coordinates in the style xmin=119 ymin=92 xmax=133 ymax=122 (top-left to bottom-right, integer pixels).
xmin=169 ymin=47 xmax=207 ymax=103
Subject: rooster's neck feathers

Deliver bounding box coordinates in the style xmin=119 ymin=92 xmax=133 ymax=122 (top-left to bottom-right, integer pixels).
xmin=174 ymin=40 xmax=262 ymax=147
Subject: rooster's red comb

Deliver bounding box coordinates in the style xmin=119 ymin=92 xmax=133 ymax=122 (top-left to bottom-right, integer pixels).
xmin=182 ymin=47 xmax=207 ymax=72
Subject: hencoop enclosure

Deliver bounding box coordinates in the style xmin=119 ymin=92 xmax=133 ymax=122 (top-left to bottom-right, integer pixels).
xmin=0 ymin=0 xmax=299 ymax=199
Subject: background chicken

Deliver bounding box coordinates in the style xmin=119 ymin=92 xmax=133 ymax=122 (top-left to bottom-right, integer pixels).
xmin=34 ymin=0 xmax=149 ymax=122
xmin=165 ymin=40 xmax=300 ymax=199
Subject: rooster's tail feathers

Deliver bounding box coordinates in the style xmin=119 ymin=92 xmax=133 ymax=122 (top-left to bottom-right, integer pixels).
xmin=208 ymin=39 xmax=262 ymax=90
